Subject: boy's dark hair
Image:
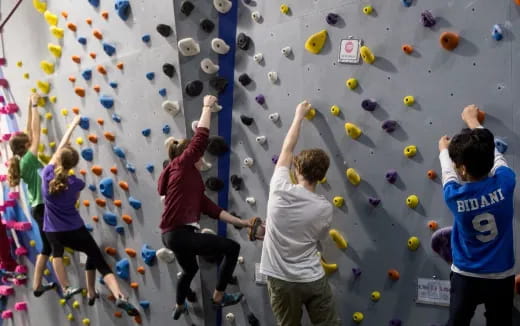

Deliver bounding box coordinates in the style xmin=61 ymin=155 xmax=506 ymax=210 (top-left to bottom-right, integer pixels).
xmin=448 ymin=128 xmax=495 ymax=179
xmin=293 ymin=149 xmax=330 ymax=184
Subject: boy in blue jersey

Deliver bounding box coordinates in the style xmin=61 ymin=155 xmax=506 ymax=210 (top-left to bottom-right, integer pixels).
xmin=438 ymin=104 xmax=516 ymax=326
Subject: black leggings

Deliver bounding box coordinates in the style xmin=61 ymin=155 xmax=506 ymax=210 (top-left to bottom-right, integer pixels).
xmin=45 ymin=226 xmax=112 ymax=276
xmin=162 ymin=226 xmax=240 ymax=305
xmin=32 ymin=204 xmax=52 ymax=256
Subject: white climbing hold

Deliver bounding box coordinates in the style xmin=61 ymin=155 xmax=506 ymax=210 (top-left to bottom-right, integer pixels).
xmin=191 ymin=120 xmax=199 ymax=132
xmin=200 ymin=58 xmax=220 ymax=74
xmin=237 ymin=256 xmax=245 ymax=264
xmin=253 ymin=53 xmax=264 ymax=63
xmin=269 ymin=112 xmax=280 ymax=122
xmin=226 ymin=313 xmax=235 ymax=322
xmin=246 ymin=197 xmax=256 ymax=205
xmin=162 ymin=100 xmax=181 ymax=116
xmin=178 ymin=38 xmax=201 ymax=56
xmin=251 ymin=11 xmax=262 ymax=22
xmin=281 ymin=46 xmax=292 ymax=57
xmin=200 ymin=157 xmax=213 ymax=172
xmin=268 ymin=71 xmax=278 ymax=83
xmin=213 ymin=0 xmax=232 ymax=14
xmin=211 ymin=38 xmax=230 ymax=54
xmin=243 ymin=157 xmax=254 ymax=167
xmin=156 ymin=248 xmax=176 ymax=263
xmin=255 ymin=136 xmax=266 ymax=144
xmin=176 ymin=272 xmax=183 ymax=280
xmin=201 ymin=228 xmax=217 ymax=235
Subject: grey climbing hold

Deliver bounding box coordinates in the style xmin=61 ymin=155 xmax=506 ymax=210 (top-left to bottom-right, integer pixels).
xmin=213 ymin=0 xmax=232 ymax=14
xmin=211 ymin=38 xmax=230 ymax=54
xmin=421 ymin=10 xmax=436 ymax=27
xmin=200 ymin=58 xmax=219 ymax=74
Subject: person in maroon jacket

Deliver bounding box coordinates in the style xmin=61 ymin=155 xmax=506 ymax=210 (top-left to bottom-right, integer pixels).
xmin=159 ymin=95 xmax=256 ymax=320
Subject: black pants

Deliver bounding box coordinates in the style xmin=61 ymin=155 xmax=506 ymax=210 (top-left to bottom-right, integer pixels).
xmin=32 ymin=204 xmax=52 ymax=256
xmin=162 ymin=226 xmax=240 ymax=305
xmin=46 ymin=226 xmax=112 ymax=276
xmin=448 ymin=272 xmax=514 ymax=326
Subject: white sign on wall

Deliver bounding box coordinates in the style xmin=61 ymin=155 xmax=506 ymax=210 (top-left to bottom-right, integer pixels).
xmin=416 ymin=278 xmax=451 ymax=306
xmin=338 ymin=39 xmax=361 ymax=63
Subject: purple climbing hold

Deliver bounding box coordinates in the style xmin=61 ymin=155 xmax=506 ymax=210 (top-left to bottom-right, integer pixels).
xmin=389 ymin=319 xmax=402 ymax=326
xmin=368 ymin=197 xmax=380 ymax=207
xmin=421 ymin=10 xmax=436 ymax=27
xmin=431 ymin=226 xmax=453 ymax=264
xmin=385 ymin=169 xmax=398 ymax=184
xmin=326 ymin=13 xmax=339 ymax=25
xmin=272 ymin=154 xmax=279 ymax=165
xmin=382 ymin=120 xmax=398 ymax=133
xmin=255 ymin=94 xmax=265 ymax=105
xmin=361 ymin=99 xmax=377 ymax=111
xmin=352 ymin=267 xmax=362 ymax=278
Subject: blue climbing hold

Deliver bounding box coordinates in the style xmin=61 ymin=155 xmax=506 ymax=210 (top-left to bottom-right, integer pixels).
xmin=142 ymin=34 xmax=150 ymax=43
xmin=115 ymin=226 xmax=125 ymax=234
xmin=162 ymin=125 xmax=171 ymax=134
xmin=141 ymin=244 xmax=156 ymax=266
xmin=129 ymin=197 xmax=142 ymax=209
xmin=492 ymin=24 xmax=503 ymax=41
xmin=103 ymin=42 xmax=116 ymax=56
xmin=85 ymin=223 xmax=94 ymax=232
xmin=100 ymin=95 xmax=114 ymax=109
xmin=158 ymin=88 xmax=167 ymax=97
xmin=79 ymin=117 xmax=90 ymax=130
xmin=112 ymin=113 xmax=121 ymax=123
xmin=401 ymin=0 xmax=413 ymax=7
xmin=88 ymin=184 xmax=97 ymax=192
xmin=495 ymin=138 xmax=508 ymax=154
xmin=141 ymin=128 xmax=151 ymax=137
xmin=78 ymin=37 xmax=87 ymax=45
xmin=145 ymin=164 xmax=154 ymax=173
xmin=81 ymin=148 xmax=94 ymax=162
xmin=109 ymin=81 xmax=118 ymax=88
xmin=114 ymin=0 xmax=131 ymax=21
xmin=99 ymin=178 xmax=114 ymax=198
xmin=113 ymin=146 xmax=126 ymax=159
xmin=126 ymin=163 xmax=136 ymax=173
xmin=88 ymin=0 xmax=100 ymax=7
xmin=102 ymin=211 xmax=117 ymax=226
xmin=81 ymin=69 xmax=92 ymax=81
xmin=115 ymin=258 xmax=130 ymax=280
xmin=145 ymin=72 xmax=155 ymax=81
xmin=139 ymin=301 xmax=150 ymax=309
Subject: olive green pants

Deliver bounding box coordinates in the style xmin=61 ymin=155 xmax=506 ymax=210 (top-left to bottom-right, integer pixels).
xmin=267 ymin=276 xmax=341 ymax=326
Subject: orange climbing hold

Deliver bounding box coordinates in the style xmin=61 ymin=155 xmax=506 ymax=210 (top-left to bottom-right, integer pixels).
xmin=92 ymin=29 xmax=103 ymax=40
xmin=125 ymin=248 xmax=137 ymax=257
xmin=516 ymin=0 xmax=520 ymax=5
xmin=427 ymin=170 xmax=437 ymax=180
xmin=130 ymin=282 xmax=139 ymax=289
xmin=110 ymin=166 xmax=118 ymax=174
xmin=91 ymin=166 xmax=103 ymax=176
xmin=79 ymin=169 xmax=87 ymax=176
xmin=92 ymin=216 xmax=99 ymax=223
xmin=104 ymin=132 xmax=115 ymax=142
xmin=105 ymin=247 xmax=117 ymax=256
xmin=72 ymin=107 xmax=80 ymax=114
xmin=95 ymin=198 xmax=106 ymax=207
xmin=61 ymin=11 xmax=68 ymax=18
xmin=118 ymin=181 xmax=129 ymax=191
xmin=83 ymin=200 xmax=90 ymax=207
xmin=122 ymin=214 xmax=133 ymax=224
xmin=85 ymin=18 xmax=93 ymax=25
xmin=71 ymin=55 xmax=81 ymax=63
xmin=114 ymin=312 xmax=122 ymax=318
xmin=89 ymin=52 xmax=97 ymax=59
xmin=137 ymin=266 xmax=145 ymax=275
xmin=402 ymin=44 xmax=413 ymax=55
xmin=116 ymin=62 xmax=124 ymax=70
xmin=75 ymin=87 xmax=86 ymax=97
xmin=93 ymin=85 xmax=101 ymax=93
xmin=97 ymin=118 xmax=105 ymax=125
xmin=97 ymin=65 xmax=107 ymax=75
xmin=388 ymin=269 xmax=400 ymax=281
xmin=477 ymin=109 xmax=486 ymax=123
xmin=428 ymin=220 xmax=439 ymax=231
xmin=101 ymin=11 xmax=109 ymax=19
xmin=114 ymin=200 xmax=122 ymax=207
xmin=68 ymin=76 xmax=76 ymax=83
xmin=67 ymin=22 xmax=76 ymax=31
xmin=88 ymin=134 xmax=98 ymax=143
xmin=134 ymin=315 xmax=142 ymax=324
xmin=439 ymin=32 xmax=459 ymax=51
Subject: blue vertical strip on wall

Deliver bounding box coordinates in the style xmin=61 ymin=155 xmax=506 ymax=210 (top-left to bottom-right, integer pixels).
xmin=216 ymin=1 xmax=238 ymax=325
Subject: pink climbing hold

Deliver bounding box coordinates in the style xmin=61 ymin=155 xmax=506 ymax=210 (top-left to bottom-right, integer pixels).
xmin=6 ymin=103 xmax=19 ymax=113
xmin=8 ymin=191 xmax=19 ymax=200
xmin=0 ymin=58 xmax=6 ymax=66
xmin=4 ymin=220 xmax=16 ymax=229
xmin=2 ymin=133 xmax=12 ymax=141
xmin=0 ymin=285 xmax=14 ymax=296
xmin=0 ymin=79 xmax=8 ymax=88
xmin=0 ymin=174 xmax=6 ymax=182
xmin=15 ymin=265 xmax=27 ymax=274
xmin=4 ymin=199 xmax=15 ymax=207
xmin=14 ymin=222 xmax=32 ymax=231
xmin=15 ymin=247 xmax=28 ymax=256
xmin=1 ymin=310 xmax=13 ymax=319
xmin=0 ymin=96 xmax=4 ymax=103
xmin=14 ymin=302 xmax=28 ymax=311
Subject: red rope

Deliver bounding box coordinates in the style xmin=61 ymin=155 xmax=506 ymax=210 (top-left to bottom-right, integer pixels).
xmin=0 ymin=0 xmax=24 ymax=32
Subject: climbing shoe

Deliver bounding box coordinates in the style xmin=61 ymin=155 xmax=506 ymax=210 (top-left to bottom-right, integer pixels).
xmin=212 ymin=292 xmax=243 ymax=308
xmin=172 ymin=303 xmax=188 ymax=320
xmin=116 ymin=296 xmax=139 ymax=316
xmin=33 ymin=282 xmax=57 ymax=297
xmin=88 ymin=292 xmax=99 ymax=306
xmin=63 ymin=286 xmax=83 ymax=300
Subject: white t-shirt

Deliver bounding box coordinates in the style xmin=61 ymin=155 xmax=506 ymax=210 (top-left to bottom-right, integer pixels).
xmin=260 ymin=166 xmax=333 ymax=283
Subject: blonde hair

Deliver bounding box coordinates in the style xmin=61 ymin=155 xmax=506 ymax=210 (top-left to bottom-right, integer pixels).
xmin=49 ymin=146 xmax=79 ymax=195
xmin=167 ymin=137 xmax=191 ymax=160
xmin=8 ymin=133 xmax=30 ymax=187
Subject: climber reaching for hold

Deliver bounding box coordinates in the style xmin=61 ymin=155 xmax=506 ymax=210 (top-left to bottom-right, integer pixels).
xmin=158 ymin=95 xmax=260 ymax=320
xmin=41 ymin=116 xmax=139 ymax=317
xmin=7 ymin=93 xmax=56 ymax=297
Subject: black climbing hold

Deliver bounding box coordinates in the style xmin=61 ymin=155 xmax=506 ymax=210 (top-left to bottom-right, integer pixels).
xmin=200 ymin=18 xmax=215 ymax=33
xmin=180 ymin=1 xmax=195 ymax=16
xmin=207 ymin=136 xmax=229 ymax=156
xmin=381 ymin=120 xmax=398 ymax=133
xmin=156 ymin=24 xmax=173 ymax=37
xmin=240 ymin=115 xmax=254 ymax=126
xmin=230 ymin=175 xmax=242 ymax=190
xmin=205 ymin=177 xmax=224 ymax=191
xmin=237 ymin=33 xmax=251 ymax=50
xmin=209 ymin=76 xmax=228 ymax=93
xmin=185 ymin=80 xmax=203 ymax=97
xmin=421 ymin=10 xmax=436 ymax=27
xmin=162 ymin=63 xmax=175 ymax=78
xmin=238 ymin=73 xmax=252 ymax=86
xmin=326 ymin=13 xmax=339 ymax=25
xmin=361 ymin=99 xmax=377 ymax=111
xmin=247 ymin=313 xmax=259 ymax=326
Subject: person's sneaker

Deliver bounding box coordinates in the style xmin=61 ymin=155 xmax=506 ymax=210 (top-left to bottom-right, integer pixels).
xmin=63 ymin=286 xmax=83 ymax=301
xmin=88 ymin=292 xmax=99 ymax=306
xmin=186 ymin=289 xmax=197 ymax=303
xmin=212 ymin=292 xmax=243 ymax=308
xmin=431 ymin=226 xmax=453 ymax=264
xmin=116 ymin=296 xmax=139 ymax=317
xmin=33 ymin=282 xmax=57 ymax=297
xmin=171 ymin=303 xmax=188 ymax=320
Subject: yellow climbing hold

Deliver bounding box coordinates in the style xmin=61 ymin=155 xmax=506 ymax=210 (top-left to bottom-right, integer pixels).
xmin=81 ymin=289 xmax=88 ymax=297
xmin=40 ymin=60 xmax=55 ymax=74
xmin=304 ymin=30 xmax=328 ymax=54
xmin=44 ymin=11 xmax=58 ymax=26
xmin=76 ymin=137 xmax=84 ymax=145
xmin=49 ymin=142 xmax=56 ymax=148
xmin=48 ymin=44 xmax=62 ymax=58
xmin=68 ymin=169 xmax=75 ymax=176
xmin=403 ymin=95 xmax=415 ymax=106
xmin=333 ymin=196 xmax=344 ymax=207
xmin=22 ymin=73 xmax=29 ymax=79
xmin=50 ymin=26 xmax=64 ymax=39
xmin=37 ymin=81 xmax=50 ymax=94
xmin=72 ymin=301 xmax=80 ymax=309
xmin=346 ymin=78 xmax=358 ymax=90
xmin=346 ymin=168 xmax=361 ymax=185
xmin=16 ymin=61 xmax=23 ymax=67
xmin=360 ymin=45 xmax=375 ymax=64
xmin=44 ymin=112 xmax=53 ymax=120
xmin=329 ymin=229 xmax=348 ymax=249
xmin=29 ymin=240 xmax=36 ymax=247
xmin=345 ymin=122 xmax=362 ymax=139
xmin=82 ymin=319 xmax=91 ymax=325
xmin=403 ymin=145 xmax=417 ymax=158
xmin=330 ymin=105 xmax=340 ymax=116
xmin=407 ymin=236 xmax=420 ymax=250
xmin=353 ymin=312 xmax=364 ymax=323
xmin=363 ymin=5 xmax=373 ymax=15
xmin=37 ymin=97 xmax=46 ymax=107
xmin=41 ymin=128 xmax=48 ymax=135
xmin=33 ymin=0 xmax=47 ymax=13
xmin=320 ymin=256 xmax=338 ymax=274
xmin=43 ymin=269 xmax=50 ymax=276
xmin=31 ymin=88 xmax=37 ymax=93
xmin=406 ymin=194 xmax=419 ymax=208
xmin=38 ymin=144 xmax=45 ymax=153
xmin=38 ymin=153 xmax=51 ymax=164
xmin=371 ymin=291 xmax=381 ymax=301
xmin=50 ymin=96 xmax=57 ymax=103
xmin=67 ymin=313 xmax=74 ymax=321
xmin=59 ymin=299 xmax=66 ymax=306
xmin=305 ymin=108 xmax=316 ymax=120
xmin=280 ymin=4 xmax=289 ymax=14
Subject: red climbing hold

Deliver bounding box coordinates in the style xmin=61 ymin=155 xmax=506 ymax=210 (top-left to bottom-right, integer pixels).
xmin=101 ymin=11 xmax=109 ymax=19
xmin=79 ymin=169 xmax=87 ymax=176
xmin=388 ymin=269 xmax=400 ymax=280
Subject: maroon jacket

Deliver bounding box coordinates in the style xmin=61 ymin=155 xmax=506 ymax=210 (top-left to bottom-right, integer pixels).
xmin=158 ymin=127 xmax=222 ymax=233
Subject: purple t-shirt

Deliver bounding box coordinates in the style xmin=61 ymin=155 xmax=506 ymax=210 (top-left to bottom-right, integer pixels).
xmin=42 ymin=164 xmax=86 ymax=232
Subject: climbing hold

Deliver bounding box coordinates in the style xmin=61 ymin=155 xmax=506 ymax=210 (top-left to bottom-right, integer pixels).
xmin=129 ymin=197 xmax=141 ymax=209
xmin=109 ymin=81 xmax=118 ymax=89
xmin=333 ymin=196 xmax=344 ymax=207
xmin=346 ymin=78 xmax=358 ymax=90
xmin=185 ymin=80 xmax=204 ymax=97
xmin=122 ymin=214 xmax=132 ymax=225
xmin=126 ymin=163 xmax=136 ymax=173
xmin=66 ymin=22 xmax=77 ymax=32
xmin=86 ymin=134 xmax=97 ymax=144
xmin=421 ymin=10 xmax=436 ymax=27
xmin=145 ymin=72 xmax=155 ymax=81
xmin=360 ymin=45 xmax=375 ymax=64
xmin=137 ymin=266 xmax=145 ymax=274
xmin=33 ymin=0 xmax=47 ymax=13
xmin=163 ymin=63 xmax=175 ymax=78
xmin=213 ymin=0 xmax=232 ymax=14
xmin=91 ymin=165 xmax=103 ymax=176
xmin=353 ymin=312 xmax=364 ymax=323
xmin=116 ymin=62 xmax=124 ymax=70
xmin=200 ymin=18 xmax=215 ymax=33
xmin=269 ymin=112 xmax=280 ymax=122
xmin=89 ymin=52 xmax=97 ymax=59
xmin=389 ymin=319 xmax=402 ymax=326
xmin=76 ymin=137 xmax=84 ymax=145
xmin=82 ymin=318 xmax=91 ymax=325
xmin=40 ymin=60 xmax=55 ymax=74
xmin=253 ymin=53 xmax=264 ymax=63
xmin=388 ymin=269 xmax=400 ymax=280
xmin=495 ymin=138 xmax=508 ymax=154
xmin=44 ymin=11 xmax=58 ymax=26
xmin=207 ymin=136 xmax=229 ymax=156
xmin=81 ymin=69 xmax=92 ymax=81
xmin=280 ymin=4 xmax=290 ymax=14
xmin=141 ymin=34 xmax=151 ymax=44
xmin=97 ymin=65 xmax=107 ymax=75
xmin=112 ymin=146 xmax=125 ymax=158
xmin=116 ymin=258 xmax=130 ymax=280
xmin=69 ymin=76 xmax=77 ymax=83
xmin=346 ymin=168 xmax=361 ymax=186
xmin=119 ymin=181 xmax=129 ymax=191
xmin=72 ymin=300 xmax=80 ymax=309
xmin=92 ymin=29 xmax=103 ymax=40
xmin=161 ymin=100 xmax=180 ymax=116
xmin=381 ymin=120 xmax=398 ymax=133
xmin=428 ymin=220 xmax=439 ymax=231
xmin=371 ymin=291 xmax=381 ymax=302
xmin=440 ymin=32 xmax=459 ymax=51
xmin=114 ymin=312 xmax=122 ymax=318
xmin=162 ymin=124 xmax=171 ymax=134
xmin=211 ymin=38 xmax=230 ymax=54
xmin=402 ymin=44 xmax=414 ymax=55
xmin=88 ymin=0 xmax=99 ymax=7
xmin=326 ymin=13 xmax=339 ymax=25
xmin=14 ymin=302 xmax=27 ymax=311
xmin=243 ymin=157 xmax=254 ymax=167
xmin=240 ymin=115 xmax=254 ymax=126
xmin=99 ymin=178 xmax=114 ymax=198
xmin=156 ymin=24 xmax=172 ymax=37
xmin=103 ymin=43 xmax=116 ymax=56
xmin=251 ymin=11 xmax=262 ymax=22
xmin=206 ymin=177 xmax=224 ymax=191
xmin=345 ymin=123 xmax=362 ymax=139
xmin=178 ymin=38 xmax=200 ymax=56
xmin=363 ymin=5 xmax=373 ymax=15
xmin=37 ymin=80 xmax=50 ymax=94
xmin=85 ymin=17 xmax=93 ymax=25
xmin=96 ymin=199 xmax=107 ymax=207
xmin=403 ymin=95 xmax=415 ymax=106
xmin=238 ymin=73 xmax=252 ymax=86
xmin=157 ymin=88 xmax=167 ymax=97
xmin=406 ymin=194 xmax=419 ymax=208
xmin=88 ymin=184 xmax=97 ymax=192
xmin=369 ymin=197 xmax=381 ymax=207
xmin=427 ymin=170 xmax=437 ymax=180
xmin=156 ymin=248 xmax=175 ymax=263
xmin=145 ymin=164 xmax=154 ymax=173
xmin=141 ymin=244 xmax=156 ymax=266
xmin=304 ymin=30 xmax=328 ymax=54
xmin=67 ymin=313 xmax=74 ymax=321
xmin=112 ymin=113 xmax=121 ymax=123
xmin=407 ymin=236 xmax=420 ymax=250
xmin=180 ymin=0 xmax=194 ymax=15
xmin=115 ymin=0 xmax=131 ymax=20
xmin=100 ymin=95 xmax=114 ymax=109
xmin=102 ymin=212 xmax=117 ymax=226
xmin=81 ymin=149 xmax=94 ymax=162
xmin=254 ymin=136 xmax=266 ymax=145
xmin=49 ymin=96 xmax=57 ymax=103
xmin=200 ymin=58 xmax=219 ymax=75
xmin=101 ymin=10 xmax=109 ymax=19
xmin=77 ymin=36 xmax=87 ymax=45
xmin=401 ymin=0 xmax=413 ymax=7
xmin=237 ymin=33 xmax=251 ymax=50
xmin=281 ymin=46 xmax=292 ymax=57
xmin=50 ymin=26 xmax=64 ymax=39
xmin=305 ymin=108 xmax=316 ymax=120
xmin=226 ymin=313 xmax=235 ymax=322
xmin=141 ymin=128 xmax=151 ymax=137
xmin=403 ymin=145 xmax=417 ymax=158
xmin=362 ymin=99 xmax=377 ymax=111
xmin=246 ymin=197 xmax=256 ymax=205
xmin=492 ymin=24 xmax=503 ymax=41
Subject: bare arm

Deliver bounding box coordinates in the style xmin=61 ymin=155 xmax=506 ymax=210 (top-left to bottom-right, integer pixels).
xmin=28 ymin=99 xmax=41 ymax=155
xmin=26 ymin=95 xmax=34 ymax=135
xmin=276 ymin=100 xmax=311 ymax=168
xmin=218 ymin=210 xmax=251 ymax=228
xmin=197 ymin=95 xmax=217 ymax=130
xmin=49 ymin=116 xmax=81 ymax=165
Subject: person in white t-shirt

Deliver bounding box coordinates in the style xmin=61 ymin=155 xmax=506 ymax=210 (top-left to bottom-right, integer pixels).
xmin=260 ymin=100 xmax=340 ymax=326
